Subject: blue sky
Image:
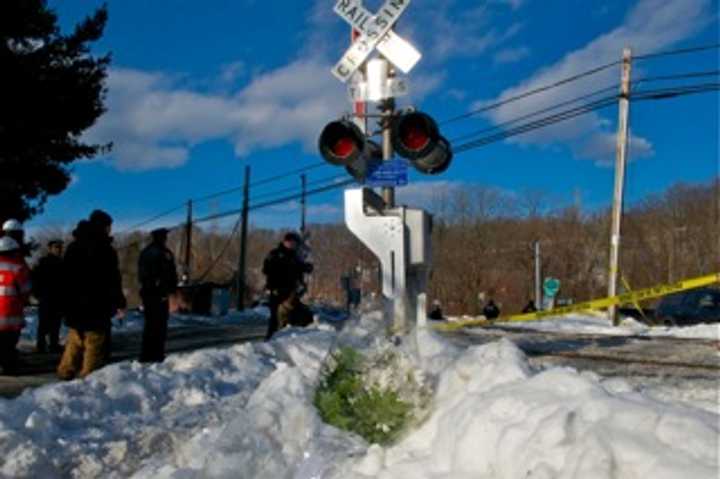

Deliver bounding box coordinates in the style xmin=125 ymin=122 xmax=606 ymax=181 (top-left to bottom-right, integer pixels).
xmin=30 ymin=0 xmax=719 ymax=233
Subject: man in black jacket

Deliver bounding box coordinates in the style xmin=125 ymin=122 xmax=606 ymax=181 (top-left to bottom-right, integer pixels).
xmin=32 ymin=239 xmax=65 ymax=353
xmin=262 ymin=232 xmax=313 ymax=340
xmin=482 ymin=299 xmax=501 ymax=320
xmin=57 ymin=211 xmax=126 ymax=379
xmin=138 ymin=228 xmax=178 ymax=363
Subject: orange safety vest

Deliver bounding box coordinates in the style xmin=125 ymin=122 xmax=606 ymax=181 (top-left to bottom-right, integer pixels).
xmin=0 ymin=255 xmax=30 ymax=332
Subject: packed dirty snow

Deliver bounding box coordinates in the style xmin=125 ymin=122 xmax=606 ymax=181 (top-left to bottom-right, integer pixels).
xmin=459 ymin=312 xmax=720 ymax=340
xmin=0 ymin=311 xmax=717 ymax=478
xmin=19 ymin=306 xmax=270 ymax=347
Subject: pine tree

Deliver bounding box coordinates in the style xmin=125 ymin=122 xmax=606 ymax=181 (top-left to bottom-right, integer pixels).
xmin=0 ymin=1 xmax=111 ymax=221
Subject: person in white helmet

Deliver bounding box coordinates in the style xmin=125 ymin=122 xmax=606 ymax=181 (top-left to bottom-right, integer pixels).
xmin=2 ymin=219 xmax=24 ymax=246
xmin=0 ymin=237 xmax=31 ymax=374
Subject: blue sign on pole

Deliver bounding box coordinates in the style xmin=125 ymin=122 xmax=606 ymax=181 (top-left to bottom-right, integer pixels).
xmin=365 ymin=159 xmax=408 ymax=187
xmin=543 ymin=277 xmax=561 ymax=298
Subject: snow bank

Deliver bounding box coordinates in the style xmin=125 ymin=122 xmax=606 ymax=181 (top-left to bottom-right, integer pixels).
xmin=337 ymin=338 xmax=718 ymax=479
xmin=0 ymin=312 xmax=717 ymax=478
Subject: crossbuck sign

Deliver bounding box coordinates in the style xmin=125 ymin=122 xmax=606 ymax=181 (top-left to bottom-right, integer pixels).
xmin=332 ymin=0 xmax=422 ymax=82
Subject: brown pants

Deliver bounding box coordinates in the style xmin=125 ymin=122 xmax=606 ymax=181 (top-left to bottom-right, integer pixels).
xmin=265 ymin=290 xmax=298 ymax=341
xmin=57 ymin=329 xmax=106 ymax=380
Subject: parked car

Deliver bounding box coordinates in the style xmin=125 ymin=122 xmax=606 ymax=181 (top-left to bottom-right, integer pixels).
xmin=654 ymin=288 xmax=720 ymax=326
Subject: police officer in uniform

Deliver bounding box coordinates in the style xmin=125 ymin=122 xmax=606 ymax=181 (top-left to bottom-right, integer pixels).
xmin=262 ymin=232 xmax=313 ymax=340
xmin=138 ymin=228 xmax=178 ymax=363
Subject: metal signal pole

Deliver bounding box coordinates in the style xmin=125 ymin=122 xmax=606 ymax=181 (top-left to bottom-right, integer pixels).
xmin=237 ymin=165 xmax=250 ymax=310
xmin=381 ymin=91 xmax=396 ymax=208
xmin=608 ymin=47 xmax=632 ymax=326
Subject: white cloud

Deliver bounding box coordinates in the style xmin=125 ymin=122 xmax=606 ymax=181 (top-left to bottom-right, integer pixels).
xmin=86 ymin=62 xmax=346 ymax=171
xmin=397 ymin=2 xmax=523 ymax=63
xmin=470 ymin=0 xmax=713 ymax=165
xmin=494 ymin=46 xmax=531 ymax=64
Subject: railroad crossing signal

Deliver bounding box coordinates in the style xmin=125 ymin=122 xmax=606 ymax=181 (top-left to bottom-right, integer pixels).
xmin=321 ymin=0 xmax=452 ymax=183
xmin=319 ymin=110 xmax=452 ymax=180
xmin=332 ymin=0 xmax=422 ymax=82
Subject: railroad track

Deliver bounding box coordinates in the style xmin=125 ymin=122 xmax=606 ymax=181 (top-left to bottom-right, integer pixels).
xmin=440 ymin=325 xmax=720 ymax=374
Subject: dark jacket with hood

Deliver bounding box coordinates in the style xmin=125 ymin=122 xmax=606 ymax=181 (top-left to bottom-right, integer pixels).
xmin=63 ymin=222 xmax=126 ymax=331
xmin=138 ymin=241 xmax=178 ymax=298
xmin=262 ymin=243 xmax=312 ymax=294
xmin=32 ymin=253 xmax=64 ymax=306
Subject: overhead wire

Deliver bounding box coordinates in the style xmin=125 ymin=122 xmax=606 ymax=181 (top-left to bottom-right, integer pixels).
xmin=440 ymin=60 xmax=621 ymax=125
xmin=451 ymin=81 xmax=719 ymax=155
xmin=633 ymin=43 xmax=720 ymax=61
xmin=250 ymin=178 xmax=354 ymax=211
xmin=632 ymin=70 xmax=720 ymax=84
xmin=449 ymin=84 xmax=619 ymax=143
xmin=116 ymin=204 xmax=186 ymax=236
xmin=194 ymin=214 xmax=244 ymax=282
xmin=453 ymin=97 xmax=618 ymax=153
xmin=249 ymin=173 xmax=349 ymax=202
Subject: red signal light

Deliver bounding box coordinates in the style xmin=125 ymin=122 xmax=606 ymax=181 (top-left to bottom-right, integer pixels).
xmin=392 ymin=112 xmax=440 ymax=159
xmin=319 ymin=120 xmax=365 ymax=166
xmin=332 ymin=136 xmax=356 ymax=158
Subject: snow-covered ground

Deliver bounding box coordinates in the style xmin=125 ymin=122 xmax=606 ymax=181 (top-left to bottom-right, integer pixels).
xmin=456 ymin=312 xmax=720 ymax=341
xmin=0 ymin=312 xmax=717 ymax=478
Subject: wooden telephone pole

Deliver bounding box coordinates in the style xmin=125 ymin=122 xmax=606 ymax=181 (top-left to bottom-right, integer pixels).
xmin=607 ymin=47 xmax=632 ymax=326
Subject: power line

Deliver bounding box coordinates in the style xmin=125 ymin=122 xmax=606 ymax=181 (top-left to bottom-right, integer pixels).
xmin=450 ymin=85 xmax=619 ymax=143
xmin=117 ymin=204 xmax=186 ymax=235
xmin=250 ymin=173 xmax=348 ymax=202
xmin=194 ymin=214 xmax=243 ymax=282
xmin=250 ymin=178 xmax=354 ymax=211
xmin=453 ymin=97 xmax=617 ymax=153
xmin=191 ymin=176 xmax=352 ymax=225
xmin=631 ymin=82 xmax=720 ymax=100
xmin=250 ymin=161 xmax=327 ymax=188
xmin=633 ymin=70 xmax=720 ymax=85
xmin=452 ymin=82 xmax=719 ymax=155
xmin=191 ymin=161 xmax=329 ymax=205
xmin=634 ymin=43 xmax=720 ymax=61
xmin=440 ymin=60 xmax=621 ymax=125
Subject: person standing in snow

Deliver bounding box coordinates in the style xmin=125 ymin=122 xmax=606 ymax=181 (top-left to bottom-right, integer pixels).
xmin=482 ymin=299 xmax=501 ymax=320
xmin=32 ymin=239 xmax=65 ymax=353
xmin=137 ymin=228 xmax=178 ymax=363
xmin=57 ymin=210 xmax=126 ymax=380
xmin=262 ymin=232 xmax=314 ymax=340
xmin=428 ymin=300 xmax=444 ymax=320
xmin=522 ymin=300 xmax=537 ymax=314
xmin=0 ymin=237 xmax=31 ymax=375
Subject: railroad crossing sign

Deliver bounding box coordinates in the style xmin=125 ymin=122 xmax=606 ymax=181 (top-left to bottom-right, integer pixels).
xmin=332 ymin=0 xmax=422 ymax=82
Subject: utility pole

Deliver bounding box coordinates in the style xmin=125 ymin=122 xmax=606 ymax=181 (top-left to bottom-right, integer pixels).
xmin=184 ymin=200 xmax=193 ymax=283
xmin=607 ymin=47 xmax=632 ymax=326
xmin=300 ymin=173 xmax=307 ymax=236
xmin=534 ymin=240 xmax=542 ymax=309
xmin=237 ymin=166 xmax=250 ymax=311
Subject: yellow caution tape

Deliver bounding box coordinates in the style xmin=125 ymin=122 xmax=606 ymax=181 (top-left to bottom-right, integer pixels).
xmin=436 ymin=272 xmax=720 ymax=331
xmin=620 ymin=274 xmax=649 ymax=323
